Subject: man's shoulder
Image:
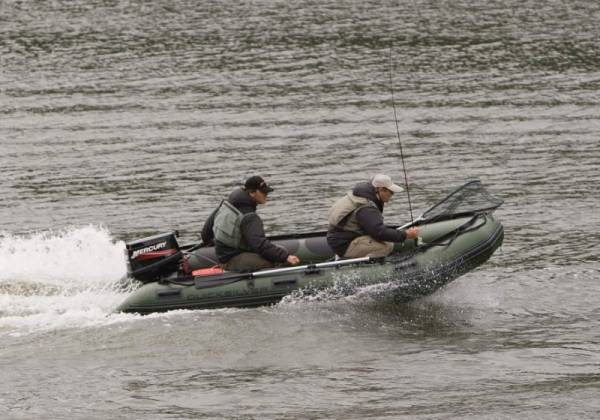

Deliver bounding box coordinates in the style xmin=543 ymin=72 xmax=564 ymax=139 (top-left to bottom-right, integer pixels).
xmin=356 ymin=205 xmax=382 ymax=221
xmin=240 ymin=210 xmax=261 ymax=223
xmin=237 ymin=205 xmax=258 ymax=215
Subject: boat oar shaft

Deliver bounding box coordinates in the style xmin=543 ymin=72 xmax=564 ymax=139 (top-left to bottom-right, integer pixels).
xmin=250 ymin=256 xmax=373 ymax=278
xmin=192 ymin=257 xmax=376 ymax=289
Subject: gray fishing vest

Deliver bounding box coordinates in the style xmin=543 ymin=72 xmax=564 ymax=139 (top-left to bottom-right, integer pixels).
xmin=213 ymin=201 xmax=253 ymax=251
xmin=328 ymin=192 xmax=378 ymax=235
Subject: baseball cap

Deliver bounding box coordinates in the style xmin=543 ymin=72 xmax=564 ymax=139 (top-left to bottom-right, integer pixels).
xmin=371 ymin=174 xmax=403 ymax=193
xmin=244 ymin=176 xmax=274 ymax=194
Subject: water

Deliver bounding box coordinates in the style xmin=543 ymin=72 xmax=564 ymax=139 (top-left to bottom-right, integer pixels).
xmin=2 ymin=0 xmax=600 ymax=418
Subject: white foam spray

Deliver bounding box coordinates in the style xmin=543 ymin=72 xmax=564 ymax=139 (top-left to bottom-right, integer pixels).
xmin=0 ymin=226 xmax=140 ymax=336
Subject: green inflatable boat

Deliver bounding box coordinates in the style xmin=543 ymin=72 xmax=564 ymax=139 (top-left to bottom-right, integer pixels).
xmin=115 ymin=180 xmax=504 ymax=314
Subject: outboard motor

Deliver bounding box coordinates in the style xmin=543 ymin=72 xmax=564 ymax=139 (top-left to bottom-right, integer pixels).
xmin=125 ymin=231 xmax=182 ymax=283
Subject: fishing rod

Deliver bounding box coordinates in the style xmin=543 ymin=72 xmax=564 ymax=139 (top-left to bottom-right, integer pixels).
xmin=388 ymin=46 xmax=414 ymax=223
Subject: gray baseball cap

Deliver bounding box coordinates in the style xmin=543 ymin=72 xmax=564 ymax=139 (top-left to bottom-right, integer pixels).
xmin=371 ymin=174 xmax=403 ymax=192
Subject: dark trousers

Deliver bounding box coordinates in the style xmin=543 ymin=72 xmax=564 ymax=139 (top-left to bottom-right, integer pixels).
xmin=222 ymin=252 xmax=275 ymax=273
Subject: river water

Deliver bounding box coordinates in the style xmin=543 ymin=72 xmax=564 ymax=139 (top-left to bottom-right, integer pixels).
xmin=1 ymin=0 xmax=600 ymax=418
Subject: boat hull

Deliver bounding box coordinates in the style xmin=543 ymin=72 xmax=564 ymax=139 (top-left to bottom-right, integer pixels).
xmin=115 ymin=214 xmax=503 ymax=314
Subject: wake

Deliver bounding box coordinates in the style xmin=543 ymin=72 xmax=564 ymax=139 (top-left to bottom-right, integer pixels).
xmin=0 ymin=226 xmax=138 ymax=336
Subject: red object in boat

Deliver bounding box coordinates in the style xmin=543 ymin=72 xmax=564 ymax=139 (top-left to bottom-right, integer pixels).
xmin=192 ymin=266 xmax=224 ymax=276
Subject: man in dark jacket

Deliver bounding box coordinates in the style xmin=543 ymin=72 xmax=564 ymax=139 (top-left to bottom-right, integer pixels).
xmin=201 ymin=176 xmax=300 ymax=272
xmin=327 ymin=174 xmax=419 ymax=258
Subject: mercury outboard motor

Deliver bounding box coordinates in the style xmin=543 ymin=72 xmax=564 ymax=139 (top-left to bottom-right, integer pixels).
xmin=125 ymin=231 xmax=182 ymax=283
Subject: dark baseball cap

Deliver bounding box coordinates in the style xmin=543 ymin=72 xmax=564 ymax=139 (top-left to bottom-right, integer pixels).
xmin=244 ymin=176 xmax=274 ymax=193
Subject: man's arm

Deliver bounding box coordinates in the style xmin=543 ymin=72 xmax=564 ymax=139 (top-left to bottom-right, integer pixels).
xmin=241 ymin=215 xmax=289 ymax=262
xmin=356 ymin=207 xmax=407 ymax=243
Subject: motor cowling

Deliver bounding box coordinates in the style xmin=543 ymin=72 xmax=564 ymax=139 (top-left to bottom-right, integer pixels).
xmin=125 ymin=231 xmax=182 ymax=283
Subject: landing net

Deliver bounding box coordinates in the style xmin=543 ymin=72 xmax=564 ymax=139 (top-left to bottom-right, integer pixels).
xmin=420 ymin=180 xmax=503 ymax=223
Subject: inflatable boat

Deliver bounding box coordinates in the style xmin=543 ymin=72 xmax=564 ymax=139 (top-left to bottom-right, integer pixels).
xmin=115 ymin=180 xmax=504 ymax=314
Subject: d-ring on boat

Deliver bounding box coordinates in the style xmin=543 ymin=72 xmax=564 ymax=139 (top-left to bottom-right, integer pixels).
xmin=115 ymin=180 xmax=504 ymax=314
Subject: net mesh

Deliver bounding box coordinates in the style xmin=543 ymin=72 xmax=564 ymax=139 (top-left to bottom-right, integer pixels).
xmin=420 ymin=180 xmax=503 ymax=222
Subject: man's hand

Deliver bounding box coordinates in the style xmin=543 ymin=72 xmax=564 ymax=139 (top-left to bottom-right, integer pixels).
xmin=405 ymin=227 xmax=419 ymax=239
xmin=287 ymin=255 xmax=300 ymax=265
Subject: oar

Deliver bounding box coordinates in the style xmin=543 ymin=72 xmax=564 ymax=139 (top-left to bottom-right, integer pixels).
xmin=192 ymin=256 xmax=376 ymax=289
xmin=250 ymin=256 xmax=374 ymax=278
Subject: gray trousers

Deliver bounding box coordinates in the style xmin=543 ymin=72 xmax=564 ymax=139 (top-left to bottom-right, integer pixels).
xmin=222 ymin=252 xmax=275 ymax=273
xmin=343 ymin=235 xmax=394 ymax=258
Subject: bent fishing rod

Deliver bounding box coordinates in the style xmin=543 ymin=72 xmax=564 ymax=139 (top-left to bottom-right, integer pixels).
xmin=388 ymin=46 xmax=414 ymax=223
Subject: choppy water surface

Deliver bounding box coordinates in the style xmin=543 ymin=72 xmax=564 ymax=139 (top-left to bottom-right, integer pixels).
xmin=1 ymin=0 xmax=600 ymax=418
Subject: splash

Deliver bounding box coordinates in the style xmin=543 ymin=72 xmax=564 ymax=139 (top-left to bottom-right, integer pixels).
xmin=279 ymin=265 xmax=454 ymax=307
xmin=0 ymin=226 xmax=138 ymax=336
xmin=279 ymin=270 xmax=387 ymax=306
xmin=0 ymin=225 xmax=126 ymax=287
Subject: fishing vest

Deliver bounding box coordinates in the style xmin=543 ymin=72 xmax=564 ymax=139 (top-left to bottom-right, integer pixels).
xmin=328 ymin=192 xmax=379 ymax=235
xmin=213 ymin=201 xmax=253 ymax=251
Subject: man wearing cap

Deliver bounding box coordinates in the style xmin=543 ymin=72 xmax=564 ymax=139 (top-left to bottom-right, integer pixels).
xmin=326 ymin=174 xmax=419 ymax=258
xmin=201 ymin=176 xmax=300 ymax=272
